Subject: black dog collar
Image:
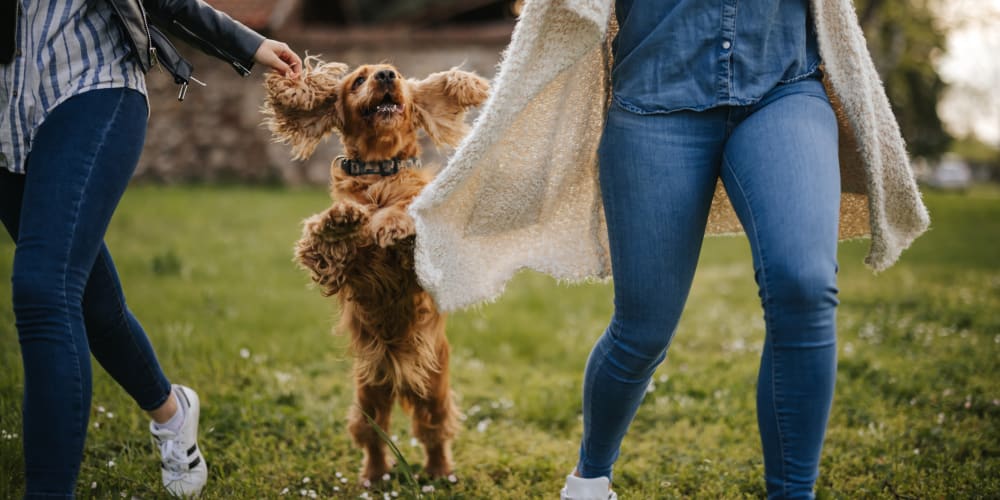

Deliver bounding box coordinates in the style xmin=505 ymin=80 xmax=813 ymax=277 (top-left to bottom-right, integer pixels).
xmin=337 ymin=156 xmax=421 ymax=177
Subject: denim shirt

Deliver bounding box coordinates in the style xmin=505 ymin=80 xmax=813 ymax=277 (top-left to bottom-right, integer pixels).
xmin=612 ymin=0 xmax=822 ymax=114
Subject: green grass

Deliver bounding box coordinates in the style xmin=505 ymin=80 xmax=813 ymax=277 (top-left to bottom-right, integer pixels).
xmin=1 ymin=185 xmax=998 ymax=499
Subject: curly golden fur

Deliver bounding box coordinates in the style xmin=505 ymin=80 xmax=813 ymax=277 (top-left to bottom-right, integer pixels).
xmin=263 ymin=57 xmax=489 ymax=481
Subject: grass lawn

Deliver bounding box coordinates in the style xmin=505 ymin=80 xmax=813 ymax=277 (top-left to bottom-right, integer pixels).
xmin=0 ymin=185 xmax=997 ymax=499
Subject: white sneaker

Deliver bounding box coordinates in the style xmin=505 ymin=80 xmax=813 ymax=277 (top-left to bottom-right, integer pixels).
xmin=561 ymin=474 xmax=618 ymax=500
xmin=150 ymin=385 xmax=207 ymax=498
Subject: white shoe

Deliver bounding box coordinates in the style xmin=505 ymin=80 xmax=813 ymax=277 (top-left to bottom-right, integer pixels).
xmin=150 ymin=385 xmax=207 ymax=498
xmin=561 ymin=474 xmax=618 ymax=500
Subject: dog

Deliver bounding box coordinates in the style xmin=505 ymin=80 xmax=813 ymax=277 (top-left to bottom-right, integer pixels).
xmin=262 ymin=57 xmax=489 ymax=482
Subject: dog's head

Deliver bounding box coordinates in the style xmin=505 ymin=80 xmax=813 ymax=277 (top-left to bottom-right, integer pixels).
xmin=263 ymin=57 xmax=490 ymax=162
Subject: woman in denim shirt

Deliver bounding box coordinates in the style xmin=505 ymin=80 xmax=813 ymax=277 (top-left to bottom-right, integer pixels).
xmin=0 ymin=0 xmax=300 ymax=497
xmin=564 ymin=1 xmax=839 ymax=499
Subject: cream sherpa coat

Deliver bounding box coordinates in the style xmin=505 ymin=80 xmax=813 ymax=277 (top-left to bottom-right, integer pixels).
xmin=410 ymin=0 xmax=930 ymax=312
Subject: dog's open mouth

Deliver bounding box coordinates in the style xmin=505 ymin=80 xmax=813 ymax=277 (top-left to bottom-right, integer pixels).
xmin=365 ymin=93 xmax=403 ymax=118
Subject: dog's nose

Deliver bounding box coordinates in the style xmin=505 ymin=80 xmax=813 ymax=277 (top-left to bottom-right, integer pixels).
xmin=374 ymin=70 xmax=396 ymax=82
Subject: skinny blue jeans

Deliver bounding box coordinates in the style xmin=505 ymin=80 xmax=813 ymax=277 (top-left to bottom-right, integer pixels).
xmin=578 ymin=77 xmax=839 ymax=499
xmin=0 ymin=88 xmax=172 ymax=498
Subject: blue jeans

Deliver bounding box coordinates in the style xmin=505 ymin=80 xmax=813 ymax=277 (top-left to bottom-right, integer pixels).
xmin=578 ymin=77 xmax=839 ymax=499
xmin=0 ymin=88 xmax=172 ymax=499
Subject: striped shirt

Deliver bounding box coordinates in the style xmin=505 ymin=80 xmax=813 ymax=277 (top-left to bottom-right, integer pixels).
xmin=1 ymin=0 xmax=147 ymax=174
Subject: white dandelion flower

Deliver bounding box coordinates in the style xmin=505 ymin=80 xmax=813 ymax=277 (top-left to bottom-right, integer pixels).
xmin=476 ymin=418 xmax=491 ymax=433
xmin=91 ymin=482 xmax=97 ymax=489
xmin=302 ymin=477 xmax=311 ymax=484
xmin=280 ymin=487 xmax=289 ymax=495
xmin=240 ymin=348 xmax=251 ymax=359
xmin=421 ymin=485 xmax=435 ymax=493
xmin=382 ymin=473 xmax=391 ymax=481
xmin=107 ymin=460 xmax=116 ymax=468
xmin=448 ymin=474 xmax=458 ymax=483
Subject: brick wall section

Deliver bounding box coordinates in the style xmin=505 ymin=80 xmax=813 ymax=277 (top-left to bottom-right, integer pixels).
xmin=135 ymin=29 xmax=508 ymax=185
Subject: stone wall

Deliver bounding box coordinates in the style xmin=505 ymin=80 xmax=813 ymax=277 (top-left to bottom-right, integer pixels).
xmin=136 ymin=29 xmax=508 ymax=185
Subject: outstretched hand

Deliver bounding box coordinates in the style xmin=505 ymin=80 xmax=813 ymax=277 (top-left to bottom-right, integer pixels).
xmin=254 ymin=39 xmax=302 ymax=78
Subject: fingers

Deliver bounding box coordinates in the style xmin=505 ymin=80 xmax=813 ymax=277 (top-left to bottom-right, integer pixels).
xmin=280 ymin=48 xmax=302 ymax=77
xmin=271 ymin=57 xmax=293 ymax=77
xmin=255 ymin=39 xmax=302 ymax=78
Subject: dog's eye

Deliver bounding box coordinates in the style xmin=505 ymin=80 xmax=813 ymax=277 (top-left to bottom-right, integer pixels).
xmin=352 ymin=76 xmax=366 ymax=90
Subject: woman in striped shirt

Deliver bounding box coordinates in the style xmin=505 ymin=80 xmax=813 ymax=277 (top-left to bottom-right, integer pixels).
xmin=0 ymin=1 xmax=301 ymax=497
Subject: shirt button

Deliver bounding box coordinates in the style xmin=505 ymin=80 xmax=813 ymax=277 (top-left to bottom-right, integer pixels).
xmin=722 ymin=40 xmax=732 ymax=50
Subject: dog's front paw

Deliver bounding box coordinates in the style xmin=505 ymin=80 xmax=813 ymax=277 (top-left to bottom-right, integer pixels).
xmin=370 ymin=209 xmax=415 ymax=248
xmin=310 ymin=201 xmax=371 ymax=242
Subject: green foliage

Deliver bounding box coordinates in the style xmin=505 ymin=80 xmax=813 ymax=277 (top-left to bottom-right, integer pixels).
xmin=854 ymin=0 xmax=953 ymax=158
xmin=152 ymin=249 xmax=184 ymax=277
xmin=0 ymin=186 xmax=998 ymax=498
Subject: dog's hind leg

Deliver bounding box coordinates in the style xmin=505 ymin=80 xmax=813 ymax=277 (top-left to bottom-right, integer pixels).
xmin=402 ymin=340 xmax=459 ymax=479
xmin=348 ymin=381 xmax=396 ymax=482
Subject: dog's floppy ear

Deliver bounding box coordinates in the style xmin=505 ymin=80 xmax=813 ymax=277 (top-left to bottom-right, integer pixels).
xmin=409 ymin=68 xmax=490 ymax=148
xmin=262 ymin=56 xmax=348 ymax=160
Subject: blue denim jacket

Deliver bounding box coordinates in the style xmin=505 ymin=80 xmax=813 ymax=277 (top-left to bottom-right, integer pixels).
xmin=612 ymin=0 xmax=822 ymax=114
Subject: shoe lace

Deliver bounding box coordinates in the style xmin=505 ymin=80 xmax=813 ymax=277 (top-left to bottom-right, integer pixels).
xmin=157 ymin=435 xmax=192 ymax=482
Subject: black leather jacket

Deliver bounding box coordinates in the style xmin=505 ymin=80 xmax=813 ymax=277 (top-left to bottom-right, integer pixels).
xmin=107 ymin=0 xmax=265 ymax=99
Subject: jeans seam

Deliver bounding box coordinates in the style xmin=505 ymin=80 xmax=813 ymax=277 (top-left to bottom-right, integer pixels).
xmin=723 ymin=154 xmax=788 ymax=497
